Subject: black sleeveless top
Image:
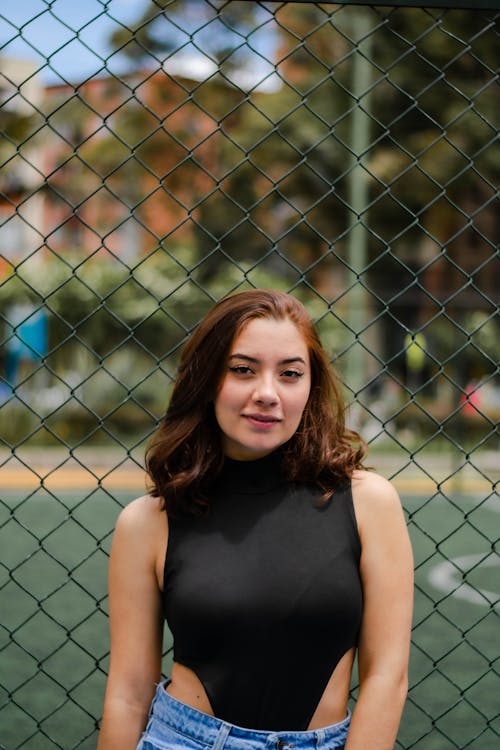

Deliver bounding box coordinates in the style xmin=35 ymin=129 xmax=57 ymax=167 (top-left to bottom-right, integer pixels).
xmin=163 ymin=450 xmax=363 ymax=731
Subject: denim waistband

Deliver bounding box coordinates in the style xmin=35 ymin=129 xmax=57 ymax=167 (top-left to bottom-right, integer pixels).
xmin=146 ymin=680 xmax=351 ymax=749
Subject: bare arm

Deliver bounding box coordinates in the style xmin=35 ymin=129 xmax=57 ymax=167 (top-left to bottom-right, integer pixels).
xmin=345 ymin=471 xmax=414 ymax=750
xmin=97 ymin=496 xmax=167 ymax=750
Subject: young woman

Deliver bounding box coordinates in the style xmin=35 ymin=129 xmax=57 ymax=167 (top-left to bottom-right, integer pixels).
xmin=97 ymin=289 xmax=413 ymax=750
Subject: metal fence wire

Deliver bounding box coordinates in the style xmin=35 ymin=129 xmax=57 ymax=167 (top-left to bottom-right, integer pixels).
xmin=1 ymin=1 xmax=499 ymax=748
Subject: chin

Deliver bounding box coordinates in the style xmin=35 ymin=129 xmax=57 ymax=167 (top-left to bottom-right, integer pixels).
xmin=225 ymin=440 xmax=277 ymax=461
xmin=245 ymin=439 xmax=287 ymax=459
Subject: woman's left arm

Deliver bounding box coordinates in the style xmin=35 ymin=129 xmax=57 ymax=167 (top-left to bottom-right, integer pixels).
xmin=345 ymin=470 xmax=414 ymax=750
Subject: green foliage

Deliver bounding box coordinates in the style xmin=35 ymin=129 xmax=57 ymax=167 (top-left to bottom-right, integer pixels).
xmin=110 ymin=0 xmax=262 ymax=68
xmin=3 ymin=3 xmax=497 ymax=444
xmin=2 ymin=248 xmax=343 ymax=445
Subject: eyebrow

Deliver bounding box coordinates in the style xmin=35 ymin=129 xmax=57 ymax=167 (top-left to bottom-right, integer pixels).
xmin=228 ymin=354 xmax=307 ymax=365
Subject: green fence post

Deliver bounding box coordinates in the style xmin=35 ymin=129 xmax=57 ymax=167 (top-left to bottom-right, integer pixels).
xmin=345 ymin=8 xmax=373 ymax=401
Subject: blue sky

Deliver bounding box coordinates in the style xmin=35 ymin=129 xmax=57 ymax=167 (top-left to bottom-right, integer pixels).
xmin=0 ymin=0 xmax=277 ymax=87
xmin=0 ymin=0 xmax=149 ymax=84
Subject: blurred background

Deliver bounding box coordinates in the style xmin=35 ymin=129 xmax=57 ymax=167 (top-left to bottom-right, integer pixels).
xmin=1 ymin=1 xmax=499 ymax=748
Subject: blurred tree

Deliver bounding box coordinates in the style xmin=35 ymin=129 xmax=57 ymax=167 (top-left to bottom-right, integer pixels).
xmin=364 ymin=7 xmax=499 ymax=387
xmin=109 ymin=0 xmax=261 ymax=70
xmin=3 ymin=4 xmax=498 ymax=446
xmin=108 ymin=0 xmax=274 ymax=272
xmin=107 ymin=1 xmax=355 ymax=291
xmin=0 ymin=67 xmax=42 ymax=208
xmin=103 ymin=2 xmax=499 ymax=384
xmin=0 ymin=108 xmax=37 ymax=171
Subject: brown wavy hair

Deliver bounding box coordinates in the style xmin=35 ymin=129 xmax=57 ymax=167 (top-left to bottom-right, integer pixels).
xmin=146 ymin=289 xmax=366 ymax=515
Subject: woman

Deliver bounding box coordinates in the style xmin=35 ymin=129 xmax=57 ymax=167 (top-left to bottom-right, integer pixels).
xmin=97 ymin=289 xmax=413 ymax=750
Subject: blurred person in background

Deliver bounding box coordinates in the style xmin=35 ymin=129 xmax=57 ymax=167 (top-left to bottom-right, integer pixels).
xmin=97 ymin=289 xmax=413 ymax=750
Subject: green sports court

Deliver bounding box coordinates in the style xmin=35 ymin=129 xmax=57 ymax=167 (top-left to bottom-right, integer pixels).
xmin=1 ymin=459 xmax=498 ymax=749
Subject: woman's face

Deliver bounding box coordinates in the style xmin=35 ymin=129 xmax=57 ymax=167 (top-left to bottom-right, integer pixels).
xmin=214 ymin=316 xmax=311 ymax=461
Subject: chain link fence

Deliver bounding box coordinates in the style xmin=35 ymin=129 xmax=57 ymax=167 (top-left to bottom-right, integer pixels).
xmin=1 ymin=1 xmax=499 ymax=748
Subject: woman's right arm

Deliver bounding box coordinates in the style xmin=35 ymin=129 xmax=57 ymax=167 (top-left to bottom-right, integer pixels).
xmin=97 ymin=495 xmax=167 ymax=750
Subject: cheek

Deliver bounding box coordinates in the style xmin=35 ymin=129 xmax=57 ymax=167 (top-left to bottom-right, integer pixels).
xmin=214 ymin=380 xmax=239 ymax=417
xmin=296 ymin=384 xmax=312 ymax=418
xmin=285 ymin=388 xmax=309 ymax=423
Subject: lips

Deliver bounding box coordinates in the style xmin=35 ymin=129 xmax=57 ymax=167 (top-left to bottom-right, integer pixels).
xmin=243 ymin=413 xmax=281 ymax=423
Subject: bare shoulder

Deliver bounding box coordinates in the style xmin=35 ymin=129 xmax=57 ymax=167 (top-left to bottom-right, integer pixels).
xmin=117 ymin=494 xmax=165 ymax=524
xmin=351 ymin=469 xmax=401 ymax=506
xmin=112 ymin=495 xmax=168 ymax=587
xmin=351 ymin=470 xmax=405 ymax=533
xmin=114 ymin=495 xmax=167 ymax=547
xmin=351 ymin=472 xmax=413 ymax=605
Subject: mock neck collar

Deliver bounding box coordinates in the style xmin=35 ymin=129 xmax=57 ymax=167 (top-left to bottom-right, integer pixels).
xmin=215 ymin=448 xmax=286 ymax=494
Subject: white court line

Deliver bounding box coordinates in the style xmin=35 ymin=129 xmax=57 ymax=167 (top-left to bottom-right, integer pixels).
xmin=482 ymin=496 xmax=500 ymax=513
xmin=428 ymin=553 xmax=500 ymax=612
xmin=403 ymin=491 xmax=500 ymax=512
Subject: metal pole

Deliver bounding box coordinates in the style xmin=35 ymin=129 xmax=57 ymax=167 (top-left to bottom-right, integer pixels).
xmin=345 ymin=8 xmax=372 ymax=402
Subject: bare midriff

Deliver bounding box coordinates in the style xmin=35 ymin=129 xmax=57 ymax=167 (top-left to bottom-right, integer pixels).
xmin=165 ymin=646 xmax=355 ymax=730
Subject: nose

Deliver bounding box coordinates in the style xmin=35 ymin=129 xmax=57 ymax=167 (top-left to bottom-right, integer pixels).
xmin=252 ymin=374 xmax=279 ymax=405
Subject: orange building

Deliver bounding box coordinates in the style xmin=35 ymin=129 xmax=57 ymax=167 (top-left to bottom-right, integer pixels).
xmin=41 ymin=66 xmax=240 ymax=261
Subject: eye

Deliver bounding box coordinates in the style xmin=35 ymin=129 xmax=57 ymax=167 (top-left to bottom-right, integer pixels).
xmin=229 ymin=365 xmax=253 ymax=375
xmin=282 ymin=369 xmax=304 ymax=379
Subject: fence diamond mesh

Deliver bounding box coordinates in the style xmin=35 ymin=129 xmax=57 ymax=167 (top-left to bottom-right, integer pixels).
xmin=1 ymin=1 xmax=499 ymax=749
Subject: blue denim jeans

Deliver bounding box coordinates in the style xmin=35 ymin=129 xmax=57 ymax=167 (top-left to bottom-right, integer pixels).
xmin=136 ymin=680 xmax=350 ymax=750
